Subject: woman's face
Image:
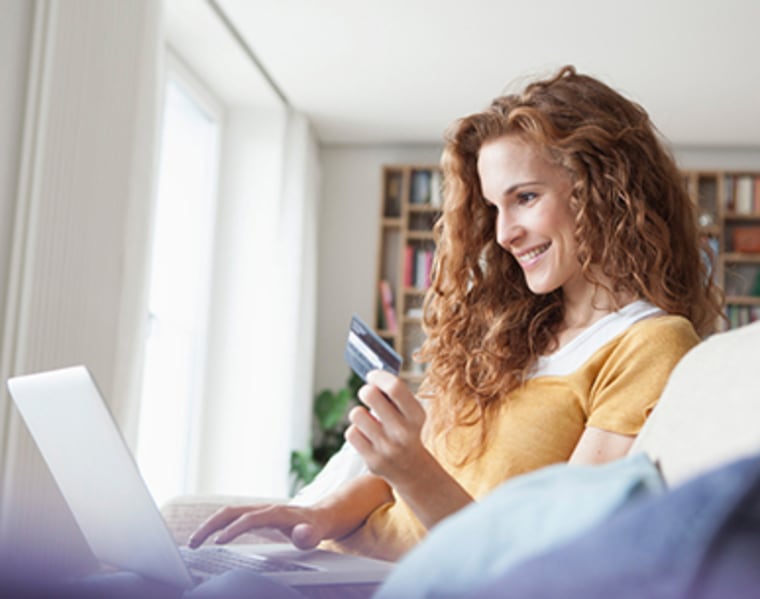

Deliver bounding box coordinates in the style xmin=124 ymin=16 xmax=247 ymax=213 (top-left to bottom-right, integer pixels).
xmin=477 ymin=135 xmax=585 ymax=297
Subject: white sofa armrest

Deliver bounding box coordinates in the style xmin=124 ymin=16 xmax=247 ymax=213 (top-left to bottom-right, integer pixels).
xmin=632 ymin=320 xmax=760 ymax=486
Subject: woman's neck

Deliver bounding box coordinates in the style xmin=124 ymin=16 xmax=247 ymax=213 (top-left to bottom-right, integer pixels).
xmin=558 ymin=283 xmax=637 ymax=350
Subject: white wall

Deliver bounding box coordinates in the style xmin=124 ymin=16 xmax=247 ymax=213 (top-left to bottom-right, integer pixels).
xmin=315 ymin=144 xmax=442 ymax=393
xmin=673 ymin=145 xmax=760 ymax=171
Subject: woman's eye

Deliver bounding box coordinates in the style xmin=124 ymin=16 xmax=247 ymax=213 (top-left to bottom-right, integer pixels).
xmin=517 ymin=192 xmax=537 ymax=204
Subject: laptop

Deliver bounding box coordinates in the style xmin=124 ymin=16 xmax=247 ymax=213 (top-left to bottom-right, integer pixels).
xmin=6 ymin=365 xmax=393 ymax=589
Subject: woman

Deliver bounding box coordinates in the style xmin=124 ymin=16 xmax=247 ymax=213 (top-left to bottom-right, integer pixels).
xmin=189 ymin=65 xmax=723 ymax=563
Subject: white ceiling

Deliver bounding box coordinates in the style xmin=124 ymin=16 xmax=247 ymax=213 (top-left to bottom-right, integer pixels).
xmin=166 ymin=0 xmax=760 ymax=147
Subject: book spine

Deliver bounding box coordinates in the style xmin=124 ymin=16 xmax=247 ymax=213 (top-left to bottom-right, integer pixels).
xmin=424 ymin=249 xmax=434 ymax=288
xmin=403 ymin=245 xmax=415 ymax=288
xmin=735 ymin=176 xmax=753 ymax=214
xmin=724 ymin=175 xmax=735 ymax=213
xmin=429 ymin=170 xmax=442 ymax=208
xmin=415 ymin=249 xmax=427 ymax=288
xmin=379 ymin=280 xmax=398 ymax=333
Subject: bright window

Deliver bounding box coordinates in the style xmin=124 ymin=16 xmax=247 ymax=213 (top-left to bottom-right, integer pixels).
xmin=136 ymin=66 xmax=221 ymax=507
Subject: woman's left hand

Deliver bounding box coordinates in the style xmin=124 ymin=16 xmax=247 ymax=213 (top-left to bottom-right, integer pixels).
xmin=345 ymin=369 xmax=431 ymax=487
xmin=345 ymin=370 xmax=474 ymax=529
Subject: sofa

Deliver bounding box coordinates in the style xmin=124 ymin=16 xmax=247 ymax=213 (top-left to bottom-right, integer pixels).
xmin=162 ymin=319 xmax=760 ymax=599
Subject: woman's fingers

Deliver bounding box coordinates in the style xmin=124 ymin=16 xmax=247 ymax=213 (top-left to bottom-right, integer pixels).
xmin=290 ymin=523 xmax=321 ymax=550
xmin=187 ymin=504 xmax=316 ymax=549
xmin=188 ymin=505 xmax=252 ymax=548
xmin=213 ymin=508 xmax=292 ymax=545
xmin=356 ymin=385 xmax=399 ymax=428
xmin=366 ymin=370 xmax=425 ymax=425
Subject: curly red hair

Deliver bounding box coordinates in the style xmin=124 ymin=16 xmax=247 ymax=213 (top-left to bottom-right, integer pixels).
xmin=417 ymin=65 xmax=723 ymax=454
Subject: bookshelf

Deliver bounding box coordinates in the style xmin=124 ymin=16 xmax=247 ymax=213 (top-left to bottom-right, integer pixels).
xmin=683 ymin=170 xmax=760 ymax=329
xmin=374 ymin=167 xmax=760 ymax=383
xmin=375 ymin=165 xmax=442 ymax=387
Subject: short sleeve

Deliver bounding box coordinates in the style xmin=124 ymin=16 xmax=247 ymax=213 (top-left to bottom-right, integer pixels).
xmin=585 ymin=316 xmax=700 ymax=436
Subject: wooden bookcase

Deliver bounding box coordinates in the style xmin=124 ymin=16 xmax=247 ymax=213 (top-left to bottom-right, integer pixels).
xmin=683 ymin=170 xmax=760 ymax=329
xmin=375 ymin=167 xmax=760 ymax=383
xmin=375 ymin=165 xmax=442 ymax=387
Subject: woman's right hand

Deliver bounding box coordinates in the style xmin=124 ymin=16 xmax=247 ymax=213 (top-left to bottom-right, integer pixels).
xmin=187 ymin=503 xmax=327 ymax=550
xmin=187 ymin=474 xmax=394 ymax=551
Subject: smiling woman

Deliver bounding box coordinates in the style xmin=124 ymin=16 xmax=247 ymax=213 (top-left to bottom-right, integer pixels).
xmin=186 ymin=65 xmax=723 ymax=567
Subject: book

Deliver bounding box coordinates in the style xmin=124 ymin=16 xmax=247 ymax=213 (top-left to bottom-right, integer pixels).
xmin=724 ymin=175 xmax=735 ymax=212
xmin=735 ymin=176 xmax=754 ymax=214
xmin=403 ymin=245 xmax=415 ymax=288
xmin=378 ymin=280 xmax=398 ymax=333
xmin=424 ymin=249 xmax=434 ymax=287
xmin=410 ymin=171 xmax=431 ymax=204
xmin=385 ymin=176 xmax=402 ymax=217
xmin=754 ymin=177 xmax=760 ymax=214
xmin=415 ymin=248 xmax=428 ymax=288
xmin=429 ymin=170 xmax=442 ymax=208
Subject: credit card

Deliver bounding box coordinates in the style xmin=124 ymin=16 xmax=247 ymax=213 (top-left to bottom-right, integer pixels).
xmin=345 ymin=314 xmax=402 ymax=382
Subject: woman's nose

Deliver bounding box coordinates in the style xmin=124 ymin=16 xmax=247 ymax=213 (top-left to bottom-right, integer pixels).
xmin=496 ymin=210 xmax=522 ymax=249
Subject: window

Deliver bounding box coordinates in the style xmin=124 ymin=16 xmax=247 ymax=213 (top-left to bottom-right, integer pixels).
xmin=136 ymin=63 xmax=221 ymax=507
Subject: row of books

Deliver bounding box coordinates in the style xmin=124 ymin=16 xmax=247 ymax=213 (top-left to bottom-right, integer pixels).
xmin=404 ymin=245 xmax=434 ymax=289
xmin=410 ymin=170 xmax=442 ymax=207
xmin=726 ymin=305 xmax=760 ymax=329
xmin=725 ymin=175 xmax=760 ymax=215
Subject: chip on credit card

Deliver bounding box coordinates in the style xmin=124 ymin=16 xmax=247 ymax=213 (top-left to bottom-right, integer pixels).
xmin=345 ymin=314 xmax=402 ymax=382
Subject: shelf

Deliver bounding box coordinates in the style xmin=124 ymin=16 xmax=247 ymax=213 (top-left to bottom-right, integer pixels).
xmin=403 ymin=315 xmax=423 ymax=325
xmin=408 ymin=204 xmax=441 ymax=213
xmin=722 ymin=253 xmax=760 ymax=264
xmin=699 ymin=225 xmax=721 ymax=237
xmin=407 ymin=231 xmax=436 ymax=241
xmin=723 ymin=212 xmax=760 ymax=221
xmin=404 ymin=287 xmax=428 ymax=296
xmin=382 ymin=217 xmax=403 ymax=227
xmin=726 ymin=296 xmax=760 ymax=306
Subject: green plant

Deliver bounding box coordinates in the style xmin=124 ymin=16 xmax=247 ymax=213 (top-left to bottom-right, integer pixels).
xmin=289 ymin=371 xmax=363 ymax=495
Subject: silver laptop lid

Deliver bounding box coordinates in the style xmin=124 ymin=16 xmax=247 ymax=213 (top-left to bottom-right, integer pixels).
xmin=7 ymin=366 xmax=194 ymax=588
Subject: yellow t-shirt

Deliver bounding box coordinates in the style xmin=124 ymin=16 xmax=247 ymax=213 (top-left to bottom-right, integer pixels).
xmin=324 ymin=313 xmax=699 ymax=562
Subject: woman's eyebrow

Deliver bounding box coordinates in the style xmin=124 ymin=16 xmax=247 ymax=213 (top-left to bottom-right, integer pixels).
xmin=504 ymin=180 xmax=542 ymax=196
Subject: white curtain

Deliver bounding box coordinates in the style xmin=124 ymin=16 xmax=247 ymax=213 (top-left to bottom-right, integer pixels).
xmin=275 ymin=111 xmax=320 ymax=478
xmin=0 ymin=0 xmax=162 ymax=577
xmin=194 ymin=109 xmax=320 ymax=500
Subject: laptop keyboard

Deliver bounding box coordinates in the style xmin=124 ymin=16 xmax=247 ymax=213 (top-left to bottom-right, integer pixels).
xmin=180 ymin=545 xmax=317 ymax=576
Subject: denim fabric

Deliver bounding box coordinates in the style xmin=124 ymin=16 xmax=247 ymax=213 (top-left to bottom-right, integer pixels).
xmin=376 ymin=453 xmax=664 ymax=599
xmin=467 ymin=453 xmax=760 ymax=599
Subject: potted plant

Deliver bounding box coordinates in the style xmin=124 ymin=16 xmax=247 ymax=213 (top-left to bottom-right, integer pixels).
xmin=289 ymin=372 xmax=363 ymax=495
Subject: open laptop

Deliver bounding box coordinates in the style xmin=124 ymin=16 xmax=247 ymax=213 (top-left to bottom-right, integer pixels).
xmin=7 ymin=365 xmax=393 ymax=589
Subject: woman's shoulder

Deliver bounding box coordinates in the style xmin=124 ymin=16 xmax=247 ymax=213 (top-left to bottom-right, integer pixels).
xmin=621 ymin=313 xmax=700 ymax=347
xmin=531 ymin=302 xmax=698 ymax=380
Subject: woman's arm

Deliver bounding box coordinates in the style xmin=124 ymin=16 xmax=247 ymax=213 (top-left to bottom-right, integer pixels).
xmin=346 ymin=370 xmax=474 ymax=529
xmin=188 ymin=473 xmax=392 ymax=550
xmin=568 ymin=427 xmax=635 ymax=465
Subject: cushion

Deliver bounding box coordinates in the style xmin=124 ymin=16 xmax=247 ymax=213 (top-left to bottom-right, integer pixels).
xmin=631 ymin=320 xmax=760 ymax=486
xmin=464 ymin=452 xmax=760 ymax=599
xmin=374 ymin=453 xmax=664 ymax=599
